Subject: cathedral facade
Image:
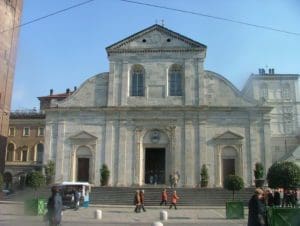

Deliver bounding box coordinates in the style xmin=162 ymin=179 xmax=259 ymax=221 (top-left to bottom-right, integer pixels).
xmin=44 ymin=25 xmax=274 ymax=187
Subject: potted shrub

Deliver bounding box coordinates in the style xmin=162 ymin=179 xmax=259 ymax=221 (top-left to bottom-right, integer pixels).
xmin=24 ymin=171 xmax=46 ymax=216
xmin=266 ymin=161 xmax=300 ymax=226
xmin=254 ymin=162 xmax=265 ymax=187
xmin=224 ymin=174 xmax=244 ymax=219
xmin=44 ymin=160 xmax=55 ymax=185
xmin=200 ymin=164 xmax=209 ymax=188
xmin=100 ymin=164 xmax=110 ymax=186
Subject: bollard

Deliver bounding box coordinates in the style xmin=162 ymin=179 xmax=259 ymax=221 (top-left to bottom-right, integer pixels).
xmin=160 ymin=210 xmax=168 ymax=221
xmin=94 ymin=209 xmax=102 ymax=219
xmin=151 ymin=221 xmax=163 ymax=226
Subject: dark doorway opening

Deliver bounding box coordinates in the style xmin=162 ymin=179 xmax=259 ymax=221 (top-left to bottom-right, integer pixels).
xmin=222 ymin=158 xmax=235 ymax=184
xmin=145 ymin=148 xmax=165 ymax=184
xmin=77 ymin=158 xmax=89 ymax=182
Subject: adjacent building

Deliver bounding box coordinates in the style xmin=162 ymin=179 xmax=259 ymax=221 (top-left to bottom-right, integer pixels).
xmin=0 ymin=0 xmax=23 ymax=173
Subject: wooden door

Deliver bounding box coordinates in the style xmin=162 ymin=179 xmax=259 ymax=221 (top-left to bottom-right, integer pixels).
xmin=77 ymin=158 xmax=89 ymax=182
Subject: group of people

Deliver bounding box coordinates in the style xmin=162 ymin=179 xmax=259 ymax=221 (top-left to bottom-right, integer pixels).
xmin=160 ymin=188 xmax=180 ymax=209
xmin=169 ymin=171 xmax=180 ymax=188
xmin=134 ymin=188 xmax=180 ymax=213
xmin=248 ymin=187 xmax=299 ymax=226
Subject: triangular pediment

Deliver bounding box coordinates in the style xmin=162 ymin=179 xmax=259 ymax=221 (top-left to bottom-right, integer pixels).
xmin=69 ymin=131 xmax=97 ymax=140
xmin=214 ymin=131 xmax=244 ymax=140
xmin=106 ymin=24 xmax=206 ymax=53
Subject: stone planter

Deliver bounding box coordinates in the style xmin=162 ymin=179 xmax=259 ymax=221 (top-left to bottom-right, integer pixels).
xmin=254 ymin=179 xmax=265 ymax=188
xmin=24 ymin=198 xmax=47 ymax=216
xmin=267 ymin=207 xmax=300 ymax=226
xmin=226 ymin=201 xmax=244 ymax=219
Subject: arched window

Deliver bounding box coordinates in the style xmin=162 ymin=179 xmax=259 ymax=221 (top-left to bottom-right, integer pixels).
xmin=169 ymin=64 xmax=183 ymax=96
xmin=282 ymin=84 xmax=290 ymax=99
xmin=259 ymin=83 xmax=268 ymax=100
xmin=29 ymin=146 xmax=35 ymax=161
xmin=131 ymin=65 xmax=145 ymax=96
xmin=22 ymin=146 xmax=28 ymax=162
xmin=37 ymin=143 xmax=44 ymax=164
xmin=6 ymin=143 xmax=14 ymax=161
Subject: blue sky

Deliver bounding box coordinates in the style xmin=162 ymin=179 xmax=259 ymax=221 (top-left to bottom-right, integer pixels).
xmin=12 ymin=0 xmax=300 ymax=110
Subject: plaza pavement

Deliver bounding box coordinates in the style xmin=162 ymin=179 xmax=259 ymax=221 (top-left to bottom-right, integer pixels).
xmin=0 ymin=202 xmax=248 ymax=226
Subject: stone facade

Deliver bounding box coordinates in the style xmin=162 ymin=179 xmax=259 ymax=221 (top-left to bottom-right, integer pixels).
xmin=243 ymin=71 xmax=300 ymax=164
xmin=45 ymin=25 xmax=274 ymax=187
xmin=0 ymin=0 xmax=23 ymax=173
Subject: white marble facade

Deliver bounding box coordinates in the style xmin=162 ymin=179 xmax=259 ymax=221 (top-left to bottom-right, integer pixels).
xmin=44 ymin=25 xmax=272 ymax=187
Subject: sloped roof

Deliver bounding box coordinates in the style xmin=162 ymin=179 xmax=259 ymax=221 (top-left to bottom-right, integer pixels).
xmin=106 ymin=24 xmax=206 ymax=53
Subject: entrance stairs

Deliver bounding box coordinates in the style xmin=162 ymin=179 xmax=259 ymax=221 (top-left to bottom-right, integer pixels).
xmin=90 ymin=186 xmax=254 ymax=206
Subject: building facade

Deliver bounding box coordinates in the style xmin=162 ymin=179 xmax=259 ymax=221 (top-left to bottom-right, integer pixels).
xmin=0 ymin=0 xmax=23 ymax=173
xmin=3 ymin=89 xmax=73 ymax=188
xmin=44 ymin=25 xmax=276 ymax=187
xmin=243 ymin=70 xmax=300 ymax=165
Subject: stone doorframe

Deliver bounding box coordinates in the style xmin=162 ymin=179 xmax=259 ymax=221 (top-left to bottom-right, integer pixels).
xmin=213 ymin=131 xmax=244 ymax=187
xmin=69 ymin=131 xmax=97 ymax=184
xmin=134 ymin=126 xmax=175 ymax=186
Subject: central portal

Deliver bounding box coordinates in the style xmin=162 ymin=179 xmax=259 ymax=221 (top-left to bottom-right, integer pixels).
xmin=145 ymin=148 xmax=165 ymax=184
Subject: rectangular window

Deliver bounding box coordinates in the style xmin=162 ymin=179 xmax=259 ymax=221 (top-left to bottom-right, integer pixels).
xmin=38 ymin=127 xmax=44 ymax=136
xmin=23 ymin=127 xmax=30 ymax=136
xmin=9 ymin=127 xmax=15 ymax=136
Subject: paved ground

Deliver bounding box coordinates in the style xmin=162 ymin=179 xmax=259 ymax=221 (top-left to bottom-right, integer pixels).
xmin=0 ymin=202 xmax=248 ymax=226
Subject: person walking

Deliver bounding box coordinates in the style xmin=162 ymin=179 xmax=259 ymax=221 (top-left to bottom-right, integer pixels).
xmin=169 ymin=190 xmax=179 ymax=210
xmin=47 ymin=186 xmax=63 ymax=226
xmin=160 ymin=188 xmax=168 ymax=206
xmin=74 ymin=189 xmax=80 ymax=210
xmin=247 ymin=188 xmax=266 ymax=226
xmin=134 ymin=190 xmax=141 ymax=213
xmin=140 ymin=190 xmax=146 ymax=212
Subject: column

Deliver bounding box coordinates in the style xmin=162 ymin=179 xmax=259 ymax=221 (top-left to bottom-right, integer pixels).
xmin=263 ymin=114 xmax=272 ymax=173
xmin=184 ymin=120 xmax=195 ymax=187
xmin=55 ymin=121 xmax=65 ymax=182
xmin=134 ymin=128 xmax=142 ymax=185
xmin=121 ymin=62 xmax=128 ymax=106
xmin=104 ymin=120 xmax=114 ymax=185
xmin=117 ymin=121 xmax=127 ymax=186
xmin=198 ymin=116 xmax=207 ymax=179
xmin=107 ymin=62 xmax=115 ymax=106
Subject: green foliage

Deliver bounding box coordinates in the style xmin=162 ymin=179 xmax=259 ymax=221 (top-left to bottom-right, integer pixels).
xmin=100 ymin=164 xmax=110 ymax=186
xmin=200 ymin=164 xmax=209 ymax=187
xmin=267 ymin=161 xmax=300 ymax=189
xmin=44 ymin=160 xmax=55 ymax=185
xmin=224 ymin=175 xmax=244 ymax=200
xmin=26 ymin=171 xmax=45 ymax=191
xmin=0 ymin=173 xmax=3 ymax=189
xmin=254 ymin=162 xmax=264 ymax=179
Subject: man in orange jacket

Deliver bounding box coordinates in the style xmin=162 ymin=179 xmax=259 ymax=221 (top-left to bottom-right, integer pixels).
xmin=169 ymin=190 xmax=179 ymax=210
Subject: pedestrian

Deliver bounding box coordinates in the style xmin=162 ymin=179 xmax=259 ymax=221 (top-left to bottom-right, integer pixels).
xmin=265 ymin=189 xmax=274 ymax=207
xmin=169 ymin=190 xmax=179 ymax=210
xmin=160 ymin=188 xmax=168 ymax=206
xmin=74 ymin=189 xmax=80 ymax=210
xmin=134 ymin=190 xmax=141 ymax=213
xmin=247 ymin=188 xmax=266 ymax=226
xmin=47 ymin=186 xmax=63 ymax=226
xmin=140 ymin=190 xmax=146 ymax=212
xmin=273 ymin=188 xmax=281 ymax=207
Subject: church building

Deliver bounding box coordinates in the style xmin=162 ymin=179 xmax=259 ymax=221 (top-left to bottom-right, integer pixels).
xmin=44 ymin=25 xmax=274 ymax=187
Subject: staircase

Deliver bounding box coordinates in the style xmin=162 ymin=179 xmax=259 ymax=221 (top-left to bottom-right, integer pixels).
xmin=90 ymin=186 xmax=254 ymax=206
xmin=2 ymin=186 xmax=254 ymax=206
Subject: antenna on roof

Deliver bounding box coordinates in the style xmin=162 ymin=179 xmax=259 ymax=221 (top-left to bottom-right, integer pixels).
xmin=161 ymin=19 xmax=165 ymax=27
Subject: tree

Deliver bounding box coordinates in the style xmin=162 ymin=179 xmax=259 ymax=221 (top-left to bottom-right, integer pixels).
xmin=267 ymin=161 xmax=300 ymax=190
xmin=224 ymin=175 xmax=244 ymax=200
xmin=44 ymin=160 xmax=55 ymax=185
xmin=200 ymin=164 xmax=209 ymax=187
xmin=26 ymin=171 xmax=45 ymax=197
xmin=100 ymin=164 xmax=110 ymax=186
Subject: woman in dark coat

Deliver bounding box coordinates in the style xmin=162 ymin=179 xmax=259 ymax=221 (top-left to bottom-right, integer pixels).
xmin=47 ymin=186 xmax=63 ymax=226
xmin=248 ymin=188 xmax=266 ymax=226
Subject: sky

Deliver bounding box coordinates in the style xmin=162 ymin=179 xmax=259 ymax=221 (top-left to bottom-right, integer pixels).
xmin=11 ymin=0 xmax=300 ymax=110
